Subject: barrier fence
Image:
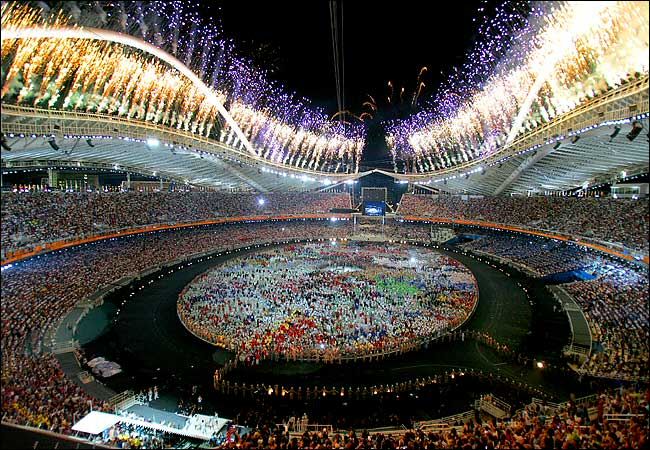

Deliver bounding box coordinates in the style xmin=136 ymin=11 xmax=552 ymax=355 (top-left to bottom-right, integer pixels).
xmin=212 ymin=330 xmax=557 ymax=401
xmin=476 ymin=394 xmax=512 ymax=419
xmin=109 ymin=390 xmax=138 ymax=412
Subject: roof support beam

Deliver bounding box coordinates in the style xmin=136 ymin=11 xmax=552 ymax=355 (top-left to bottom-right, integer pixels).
xmin=493 ymin=144 xmax=557 ymax=195
xmin=218 ymin=159 xmax=269 ymax=193
xmin=410 ymin=183 xmax=439 ymax=194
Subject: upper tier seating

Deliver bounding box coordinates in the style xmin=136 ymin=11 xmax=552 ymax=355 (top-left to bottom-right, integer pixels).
xmin=398 ymin=194 xmax=649 ymax=254
xmin=1 ymin=191 xmax=351 ymax=254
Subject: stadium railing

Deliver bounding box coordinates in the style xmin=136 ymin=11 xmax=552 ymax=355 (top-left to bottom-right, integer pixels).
xmin=414 ymin=410 xmax=475 ymax=430
xmin=603 ymin=413 xmax=647 ymax=422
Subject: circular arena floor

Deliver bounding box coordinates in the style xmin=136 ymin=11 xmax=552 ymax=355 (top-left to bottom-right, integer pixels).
xmin=177 ymin=242 xmax=478 ymax=362
xmin=79 ymin=240 xmax=584 ymax=424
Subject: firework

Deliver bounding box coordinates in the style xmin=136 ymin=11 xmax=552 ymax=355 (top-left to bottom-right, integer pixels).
xmin=1 ymin=2 xmax=365 ymax=174
xmin=386 ymin=1 xmax=649 ymax=173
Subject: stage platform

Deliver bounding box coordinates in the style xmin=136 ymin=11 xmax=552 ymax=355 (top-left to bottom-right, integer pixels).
xmin=124 ymin=404 xmax=189 ymax=429
xmin=73 ymin=407 xmax=230 ymax=441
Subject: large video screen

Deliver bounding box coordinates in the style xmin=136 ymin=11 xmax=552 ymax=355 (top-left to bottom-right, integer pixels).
xmin=363 ymin=201 xmax=386 ymax=216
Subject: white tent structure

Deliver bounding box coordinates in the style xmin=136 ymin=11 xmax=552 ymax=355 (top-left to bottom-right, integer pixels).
xmin=72 ymin=410 xmax=229 ymax=441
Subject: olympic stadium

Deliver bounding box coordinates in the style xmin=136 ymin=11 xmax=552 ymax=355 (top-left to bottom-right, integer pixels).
xmin=1 ymin=1 xmax=649 ymax=449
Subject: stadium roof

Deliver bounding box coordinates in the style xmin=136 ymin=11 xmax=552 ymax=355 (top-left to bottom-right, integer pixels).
xmin=412 ymin=119 xmax=650 ymax=195
xmin=2 ymin=104 xmax=648 ymax=194
xmin=1 ymin=2 xmax=648 ymax=193
xmin=0 ymin=106 xmax=357 ymax=192
xmin=0 ymin=137 xmax=335 ymax=192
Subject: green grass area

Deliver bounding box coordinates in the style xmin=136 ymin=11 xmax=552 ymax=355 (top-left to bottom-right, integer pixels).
xmin=374 ymin=275 xmax=420 ymax=296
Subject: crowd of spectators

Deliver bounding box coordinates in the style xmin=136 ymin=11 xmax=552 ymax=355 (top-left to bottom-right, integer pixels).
xmin=1 ymin=220 xmax=352 ymax=434
xmin=1 ymin=191 xmax=351 ymax=253
xmin=384 ymin=222 xmax=433 ymax=242
xmin=458 ymin=232 xmax=649 ymax=382
xmin=2 ymin=188 xmax=648 ymax=446
xmin=564 ymin=263 xmax=649 ymax=381
xmin=216 ymin=387 xmax=649 ymax=449
xmin=99 ymin=422 xmax=169 ymax=448
xmin=178 ymin=242 xmax=477 ymax=362
xmin=1 ymin=353 xmax=112 ymax=434
xmin=459 ymin=232 xmax=606 ymax=276
xmin=398 ymin=194 xmax=649 ymax=253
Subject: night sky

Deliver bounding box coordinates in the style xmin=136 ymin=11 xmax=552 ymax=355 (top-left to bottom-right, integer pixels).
xmin=205 ymin=1 xmax=495 ymax=168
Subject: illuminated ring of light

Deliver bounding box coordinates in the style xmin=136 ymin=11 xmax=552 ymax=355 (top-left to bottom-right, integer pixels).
xmin=1 ymin=26 xmax=258 ymax=157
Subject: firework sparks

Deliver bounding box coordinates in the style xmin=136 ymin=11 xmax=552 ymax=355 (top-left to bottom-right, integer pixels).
xmin=1 ymin=2 xmax=365 ymax=174
xmin=385 ymin=1 xmax=649 ymax=173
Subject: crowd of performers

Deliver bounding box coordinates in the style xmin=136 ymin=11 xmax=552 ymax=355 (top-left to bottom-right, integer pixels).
xmin=178 ymin=243 xmax=477 ymax=362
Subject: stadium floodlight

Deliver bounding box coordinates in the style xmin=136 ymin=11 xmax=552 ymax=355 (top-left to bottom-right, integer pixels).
xmin=626 ymin=121 xmax=643 ymax=141
xmin=257 ymin=197 xmax=265 ymax=206
xmin=146 ymin=137 xmax=160 ymax=147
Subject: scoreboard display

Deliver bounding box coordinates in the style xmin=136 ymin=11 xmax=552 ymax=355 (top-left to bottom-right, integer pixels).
xmin=363 ymin=201 xmax=386 ymax=216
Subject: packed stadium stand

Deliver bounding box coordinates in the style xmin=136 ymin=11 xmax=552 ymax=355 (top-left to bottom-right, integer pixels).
xmin=1 ymin=222 xmax=352 ymax=435
xmin=1 ymin=0 xmax=649 ymax=448
xmin=1 ymin=192 xmax=351 ymax=254
xmin=398 ymin=194 xmax=649 ymax=254
xmin=457 ymin=232 xmax=649 ymax=380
